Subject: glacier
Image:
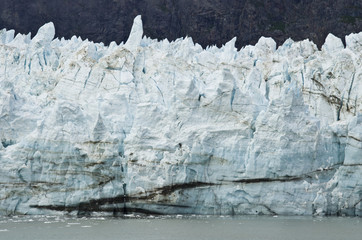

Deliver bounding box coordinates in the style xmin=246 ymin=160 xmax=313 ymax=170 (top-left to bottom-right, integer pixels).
xmin=0 ymin=16 xmax=361 ymax=216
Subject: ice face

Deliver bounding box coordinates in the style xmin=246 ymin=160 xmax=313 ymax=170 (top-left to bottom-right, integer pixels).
xmin=0 ymin=16 xmax=361 ymax=216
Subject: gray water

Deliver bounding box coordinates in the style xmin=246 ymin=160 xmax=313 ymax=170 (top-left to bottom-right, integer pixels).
xmin=0 ymin=215 xmax=361 ymax=240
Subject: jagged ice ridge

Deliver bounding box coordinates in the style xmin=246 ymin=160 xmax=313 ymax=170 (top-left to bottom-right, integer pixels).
xmin=0 ymin=16 xmax=361 ymax=216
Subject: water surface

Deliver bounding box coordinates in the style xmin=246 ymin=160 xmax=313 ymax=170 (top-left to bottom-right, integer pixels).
xmin=0 ymin=215 xmax=361 ymax=240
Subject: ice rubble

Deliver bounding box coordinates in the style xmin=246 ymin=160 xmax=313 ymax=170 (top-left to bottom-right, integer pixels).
xmin=0 ymin=16 xmax=361 ymax=216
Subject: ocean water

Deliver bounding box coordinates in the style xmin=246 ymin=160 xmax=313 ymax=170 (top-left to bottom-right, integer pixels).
xmin=0 ymin=215 xmax=361 ymax=240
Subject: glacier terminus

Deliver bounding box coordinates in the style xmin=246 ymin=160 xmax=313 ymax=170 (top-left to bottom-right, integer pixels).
xmin=0 ymin=16 xmax=361 ymax=216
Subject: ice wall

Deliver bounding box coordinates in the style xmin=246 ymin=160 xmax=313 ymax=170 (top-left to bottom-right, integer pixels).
xmin=0 ymin=16 xmax=361 ymax=216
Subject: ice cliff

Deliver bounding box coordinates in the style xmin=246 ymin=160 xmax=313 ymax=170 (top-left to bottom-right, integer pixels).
xmin=0 ymin=16 xmax=361 ymax=216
